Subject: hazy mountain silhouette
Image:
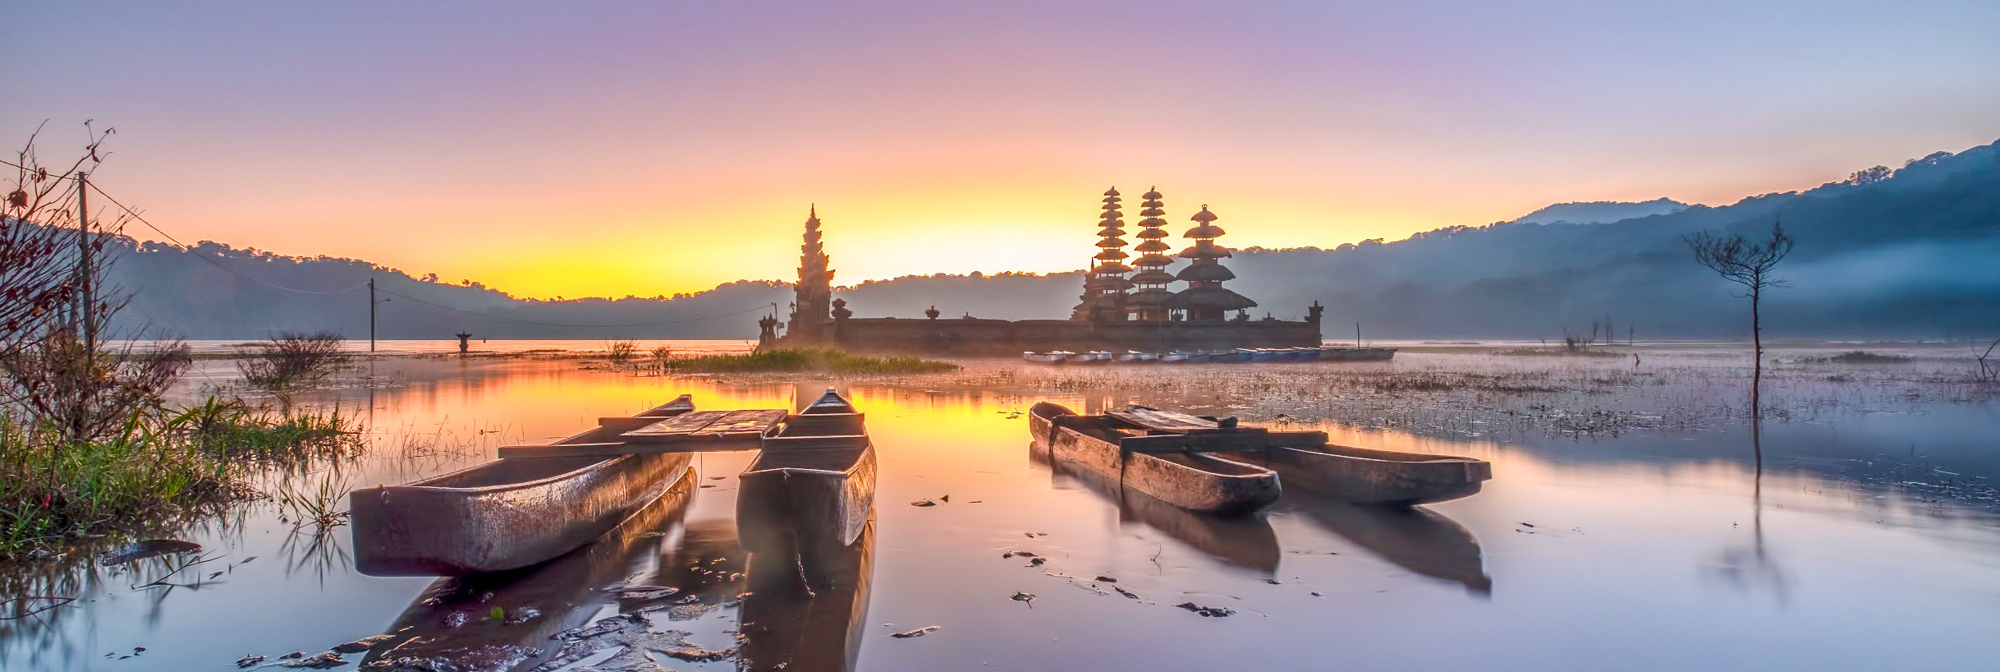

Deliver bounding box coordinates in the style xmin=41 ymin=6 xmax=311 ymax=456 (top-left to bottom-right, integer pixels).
xmin=1509 ymin=198 xmax=1689 ymax=225
xmin=92 ymin=139 xmax=2000 ymax=341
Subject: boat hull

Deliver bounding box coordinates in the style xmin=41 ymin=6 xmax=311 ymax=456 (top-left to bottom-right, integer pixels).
xmin=1029 ymin=402 xmax=1279 ymax=515
xmin=737 ymin=444 xmax=878 ymax=551
xmin=351 ymin=451 xmax=693 ymax=575
xmin=1253 ymin=442 xmax=1489 ymax=505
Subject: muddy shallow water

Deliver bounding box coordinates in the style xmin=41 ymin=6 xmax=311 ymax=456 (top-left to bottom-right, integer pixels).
xmin=3 ymin=348 xmax=1995 ymax=671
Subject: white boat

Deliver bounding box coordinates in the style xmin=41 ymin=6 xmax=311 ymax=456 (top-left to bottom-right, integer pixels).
xmin=1076 ymin=351 xmax=1114 ymax=364
xmin=1160 ymin=351 xmax=1190 ymax=363
xmin=1114 ymin=351 xmax=1146 ymax=363
xmin=1024 ymin=351 xmax=1068 ymax=364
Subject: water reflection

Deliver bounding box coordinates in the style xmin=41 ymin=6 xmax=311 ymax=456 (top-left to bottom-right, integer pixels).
xmin=1027 ymin=440 xmax=1282 ymax=575
xmin=737 ymin=517 xmax=875 ymax=672
xmin=1277 ymin=493 xmax=1491 ymax=596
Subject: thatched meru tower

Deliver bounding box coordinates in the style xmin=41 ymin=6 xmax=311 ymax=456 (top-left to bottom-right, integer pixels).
xmin=1167 ymin=205 xmax=1256 ymax=321
xmin=1073 ymin=187 xmax=1132 ymax=322
xmin=789 ymin=206 xmax=835 ymax=335
xmin=1126 ymin=187 xmax=1176 ymax=321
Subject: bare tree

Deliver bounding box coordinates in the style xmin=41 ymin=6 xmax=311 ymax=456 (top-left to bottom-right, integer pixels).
xmin=2 ymin=122 xmax=105 ymax=361
xmin=1685 ymin=220 xmax=1794 ymax=418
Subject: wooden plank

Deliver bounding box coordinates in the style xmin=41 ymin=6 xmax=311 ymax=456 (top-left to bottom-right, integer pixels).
xmin=497 ymin=437 xmax=762 ymax=459
xmin=1108 ymin=405 xmax=1219 ymax=432
xmin=692 ymin=409 xmax=787 ymax=438
xmin=1120 ymin=431 xmax=1274 ymax=453
xmin=621 ymin=410 xmax=728 ymax=438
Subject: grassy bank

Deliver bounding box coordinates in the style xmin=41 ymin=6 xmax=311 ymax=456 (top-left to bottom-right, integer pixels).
xmin=673 ymin=348 xmax=959 ymax=374
xmin=0 ymin=399 xmax=358 ymax=558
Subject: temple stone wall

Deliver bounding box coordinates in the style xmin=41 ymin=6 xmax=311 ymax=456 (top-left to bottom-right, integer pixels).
xmin=780 ymin=316 xmax=1319 ymax=355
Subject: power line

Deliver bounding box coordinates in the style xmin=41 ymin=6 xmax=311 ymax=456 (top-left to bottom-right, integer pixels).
xmin=85 ymin=181 xmax=369 ymax=295
xmin=374 ymin=286 xmax=774 ymax=328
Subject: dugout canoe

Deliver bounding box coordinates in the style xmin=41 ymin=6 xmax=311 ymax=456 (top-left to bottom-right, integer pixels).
xmin=1100 ymin=405 xmax=1488 ymax=505
xmin=350 ymin=395 xmax=699 ymax=576
xmin=1030 ymin=441 xmax=1281 ymax=574
xmin=737 ymin=389 xmax=876 ymax=550
xmin=1028 ymin=401 xmax=1280 ymax=515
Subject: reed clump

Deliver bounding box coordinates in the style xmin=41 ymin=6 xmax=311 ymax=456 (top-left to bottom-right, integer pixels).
xmin=0 ymin=399 xmax=358 ymax=558
xmin=674 ymin=348 xmax=959 ymax=374
xmin=235 ymin=331 xmax=351 ymax=390
xmin=1806 ymin=350 xmax=1913 ymax=364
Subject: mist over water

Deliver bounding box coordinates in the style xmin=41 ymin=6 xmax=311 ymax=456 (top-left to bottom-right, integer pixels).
xmin=3 ymin=348 xmax=1992 ymax=671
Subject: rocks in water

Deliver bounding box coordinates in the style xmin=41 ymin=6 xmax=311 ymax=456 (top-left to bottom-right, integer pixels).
xmin=910 ymin=499 xmax=937 ymax=507
xmin=442 ymin=611 xmax=469 ymax=629
xmin=658 ymin=644 xmax=736 ymax=662
xmin=1027 ymin=557 xmax=1046 ymax=567
xmin=1173 ymin=602 xmax=1235 ymax=618
xmin=236 ymin=655 xmax=267 ymax=668
xmin=503 ymin=607 xmax=542 ymax=625
xmin=332 ymin=635 xmax=395 ymax=653
xmin=891 ymin=626 xmax=941 ymax=639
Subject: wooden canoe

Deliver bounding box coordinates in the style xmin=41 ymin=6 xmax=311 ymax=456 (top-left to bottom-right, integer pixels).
xmin=1254 ymin=438 xmax=1490 ymax=505
xmin=356 ymin=469 xmax=699 ymax=666
xmin=737 ymin=389 xmax=876 ymax=550
xmin=1028 ymin=401 xmax=1280 ymax=515
xmin=1103 ymin=404 xmax=1490 ymax=506
xmin=1030 ymin=441 xmax=1280 ymax=574
xmin=349 ymin=395 xmax=698 ymax=576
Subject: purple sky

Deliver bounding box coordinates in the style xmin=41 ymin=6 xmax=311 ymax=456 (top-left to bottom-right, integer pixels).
xmin=7 ymin=0 xmax=1997 ymax=297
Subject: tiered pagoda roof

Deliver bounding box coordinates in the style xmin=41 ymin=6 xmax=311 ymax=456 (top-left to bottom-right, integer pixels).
xmin=1167 ymin=205 xmax=1256 ymax=320
xmin=1073 ymin=187 xmax=1130 ymax=321
xmin=1126 ymin=187 xmax=1176 ymax=321
xmin=788 ymin=205 xmax=835 ymax=333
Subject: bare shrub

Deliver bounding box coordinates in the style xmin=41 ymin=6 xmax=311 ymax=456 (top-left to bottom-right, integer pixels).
xmin=236 ymin=331 xmax=350 ymax=390
xmin=605 ymin=340 xmax=638 ymax=364
xmin=650 ymin=345 xmax=674 ymax=374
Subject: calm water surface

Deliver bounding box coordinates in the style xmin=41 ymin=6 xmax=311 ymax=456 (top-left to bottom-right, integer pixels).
xmin=3 ymin=354 xmax=1995 ymax=671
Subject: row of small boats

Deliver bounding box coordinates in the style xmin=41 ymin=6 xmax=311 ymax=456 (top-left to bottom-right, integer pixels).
xmin=351 ymin=390 xmax=873 ymax=576
xmin=1028 ymin=402 xmax=1491 ymax=514
xmin=1024 ymin=346 xmax=1396 ymax=364
xmin=354 ymin=389 xmax=1485 ymax=579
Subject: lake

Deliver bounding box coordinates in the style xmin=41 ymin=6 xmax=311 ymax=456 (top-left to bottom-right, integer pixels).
xmin=3 ymin=345 xmax=1995 ymax=671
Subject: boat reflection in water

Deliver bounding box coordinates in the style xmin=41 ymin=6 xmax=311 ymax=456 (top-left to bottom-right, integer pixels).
xmin=359 ymin=468 xmax=701 ymax=668
xmin=737 ymin=511 xmax=877 ymax=672
xmin=1028 ymin=441 xmax=1282 ymax=575
xmin=1280 ymin=491 xmax=1491 ymax=596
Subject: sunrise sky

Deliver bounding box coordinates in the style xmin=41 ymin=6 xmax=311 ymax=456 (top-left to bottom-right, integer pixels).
xmin=7 ymin=0 xmax=1998 ymax=299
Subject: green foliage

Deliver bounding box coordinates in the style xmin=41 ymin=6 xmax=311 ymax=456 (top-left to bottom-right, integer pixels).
xmin=674 ymin=348 xmax=959 ymax=374
xmin=0 ymin=399 xmax=358 ymax=557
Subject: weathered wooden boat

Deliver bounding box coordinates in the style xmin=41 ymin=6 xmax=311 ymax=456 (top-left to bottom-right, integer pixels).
xmin=737 ymin=389 xmax=876 ymax=550
xmin=1028 ymin=401 xmax=1280 ymax=515
xmin=357 ymin=471 xmax=699 ymax=667
xmin=1024 ymin=351 xmax=1068 ymax=364
xmin=350 ymin=396 xmax=699 ymax=576
xmin=1030 ymin=442 xmax=1280 ymax=574
xmin=1090 ymin=404 xmax=1490 ymax=505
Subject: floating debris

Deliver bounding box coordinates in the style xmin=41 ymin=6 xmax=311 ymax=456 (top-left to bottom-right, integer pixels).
xmin=1093 ymin=576 xmax=1117 ymax=583
xmin=235 ymin=655 xmax=266 ymax=668
xmin=552 ymin=613 xmax=646 ymax=641
xmin=1027 ymin=557 xmax=1046 ymax=567
xmin=279 ymin=651 xmax=346 ymax=668
xmin=1113 ymin=586 xmax=1140 ymax=600
xmin=1174 ymin=602 xmax=1235 ymax=617
xmin=892 ymin=626 xmax=941 ymax=639
xmin=910 ymin=499 xmax=938 ymax=507
xmin=98 ymin=540 xmax=201 ymax=565
xmin=1010 ymin=591 xmax=1036 ymax=606
xmin=332 ymin=635 xmax=394 ymax=653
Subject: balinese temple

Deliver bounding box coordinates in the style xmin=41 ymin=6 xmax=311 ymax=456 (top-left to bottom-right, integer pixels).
xmin=1125 ymin=187 xmax=1176 ymax=322
xmin=1166 ymin=205 xmax=1257 ymax=321
xmin=1073 ymin=187 xmax=1132 ymax=321
xmin=763 ymin=193 xmax=1321 ymax=354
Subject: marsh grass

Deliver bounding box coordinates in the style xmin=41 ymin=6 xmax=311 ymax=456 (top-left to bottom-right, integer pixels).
xmin=675 ymin=348 xmax=959 ymax=374
xmin=234 ymin=331 xmax=351 ymax=390
xmin=1805 ymin=350 xmax=1913 ymax=364
xmin=0 ymin=399 xmax=359 ymax=558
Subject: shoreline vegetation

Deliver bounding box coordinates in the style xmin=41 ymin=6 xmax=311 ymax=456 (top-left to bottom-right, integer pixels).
xmin=0 ymin=399 xmax=358 ymax=559
xmin=670 ymin=348 xmax=960 ymax=374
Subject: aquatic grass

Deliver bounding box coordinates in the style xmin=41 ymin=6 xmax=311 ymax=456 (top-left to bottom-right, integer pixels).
xmin=1803 ymin=350 xmax=1913 ymax=364
xmin=0 ymin=399 xmax=361 ymax=558
xmin=674 ymin=348 xmax=959 ymax=374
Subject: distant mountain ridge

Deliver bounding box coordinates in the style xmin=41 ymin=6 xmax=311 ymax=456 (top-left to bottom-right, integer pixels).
xmin=95 ymin=138 xmax=2000 ymax=340
xmin=1509 ymin=198 xmax=1690 ymax=225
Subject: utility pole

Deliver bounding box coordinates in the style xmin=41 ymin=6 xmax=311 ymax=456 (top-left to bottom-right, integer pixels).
xmin=369 ymin=277 xmax=377 ymax=352
xmin=1355 ymin=322 xmax=1361 ymax=347
xmin=76 ymin=171 xmax=94 ymax=352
